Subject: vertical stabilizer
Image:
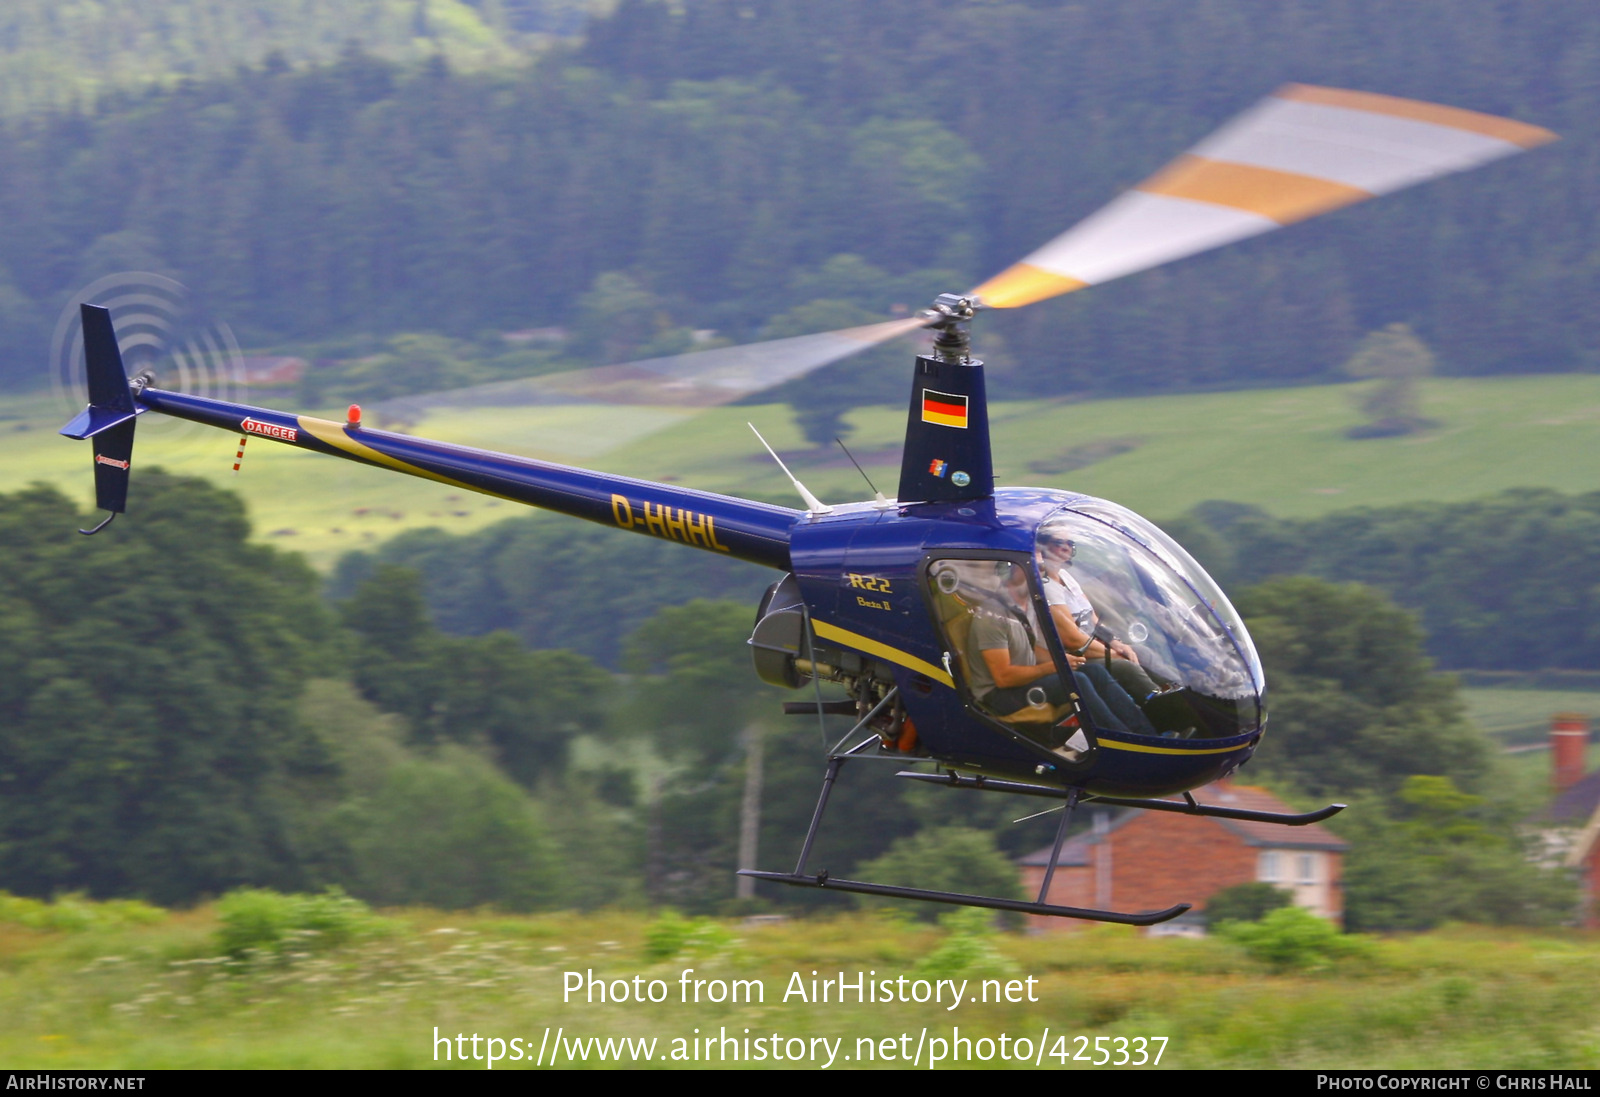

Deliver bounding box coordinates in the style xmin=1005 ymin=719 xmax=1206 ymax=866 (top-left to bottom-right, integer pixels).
xmin=896 ymin=354 xmax=994 ymax=504
xmin=59 ymin=304 xmax=142 ymax=518
xmin=81 ymin=305 xmax=134 ymax=416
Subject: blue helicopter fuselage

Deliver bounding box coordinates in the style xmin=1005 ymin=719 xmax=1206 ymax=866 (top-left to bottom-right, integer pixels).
xmin=71 ymin=308 xmax=1264 ymax=803
xmin=787 ymin=490 xmax=1262 ymax=796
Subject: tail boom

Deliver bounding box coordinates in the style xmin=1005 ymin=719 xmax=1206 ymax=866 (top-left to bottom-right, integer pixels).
xmin=132 ymin=386 xmax=800 ymax=570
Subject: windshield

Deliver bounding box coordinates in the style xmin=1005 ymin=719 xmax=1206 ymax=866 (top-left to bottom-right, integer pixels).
xmin=1034 ymin=500 xmax=1264 ymax=739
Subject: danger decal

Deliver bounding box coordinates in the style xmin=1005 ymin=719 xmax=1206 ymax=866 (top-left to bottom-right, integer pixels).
xmin=240 ymin=417 xmax=298 ymax=442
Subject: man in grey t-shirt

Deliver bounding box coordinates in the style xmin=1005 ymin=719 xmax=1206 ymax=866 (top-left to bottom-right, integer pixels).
xmin=965 ymin=597 xmax=1060 ymax=707
xmin=967 ymin=562 xmax=1153 ymax=735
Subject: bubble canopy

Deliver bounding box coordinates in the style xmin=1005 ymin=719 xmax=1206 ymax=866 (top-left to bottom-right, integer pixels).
xmin=1034 ymin=499 xmax=1265 ymax=740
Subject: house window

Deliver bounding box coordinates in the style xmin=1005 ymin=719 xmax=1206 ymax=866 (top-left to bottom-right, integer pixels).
xmin=1296 ymin=853 xmax=1317 ymax=885
xmin=1258 ymin=851 xmax=1281 ymax=882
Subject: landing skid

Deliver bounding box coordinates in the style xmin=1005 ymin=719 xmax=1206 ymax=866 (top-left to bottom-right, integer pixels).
xmin=739 ymin=869 xmax=1189 ymax=926
xmin=742 ymin=746 xmax=1190 ymax=926
xmin=896 ymin=770 xmax=1346 ymax=826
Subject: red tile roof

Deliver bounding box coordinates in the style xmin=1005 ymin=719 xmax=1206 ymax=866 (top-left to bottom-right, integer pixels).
xmin=1537 ymin=769 xmax=1600 ymax=826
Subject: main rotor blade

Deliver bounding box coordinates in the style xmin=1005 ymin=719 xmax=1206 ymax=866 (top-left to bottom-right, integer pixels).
xmin=972 ymin=84 xmax=1556 ymax=309
xmin=376 ymin=315 xmax=926 ymax=424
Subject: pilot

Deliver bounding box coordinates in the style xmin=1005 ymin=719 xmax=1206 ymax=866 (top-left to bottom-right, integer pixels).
xmin=968 ymin=561 xmax=1155 ymax=736
xmin=1036 ymin=532 xmax=1163 ymax=703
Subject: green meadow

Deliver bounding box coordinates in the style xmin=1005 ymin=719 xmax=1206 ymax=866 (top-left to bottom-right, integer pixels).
xmin=1459 ymin=686 xmax=1600 ymax=797
xmin=1462 ymin=689 xmax=1600 ymax=746
xmin=2 ymin=898 xmax=1597 ymax=1070
xmin=7 ymin=373 xmax=1600 ymax=569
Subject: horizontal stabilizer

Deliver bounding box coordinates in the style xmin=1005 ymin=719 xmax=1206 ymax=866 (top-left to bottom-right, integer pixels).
xmin=60 ymin=403 xmax=141 ymax=440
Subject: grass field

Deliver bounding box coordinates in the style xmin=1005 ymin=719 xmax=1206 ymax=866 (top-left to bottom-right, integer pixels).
xmin=1462 ymin=688 xmax=1600 ymax=747
xmin=1459 ymin=686 xmax=1600 ymax=802
xmin=7 ymin=373 xmax=1600 ymax=568
xmin=2 ymin=899 xmax=1597 ymax=1070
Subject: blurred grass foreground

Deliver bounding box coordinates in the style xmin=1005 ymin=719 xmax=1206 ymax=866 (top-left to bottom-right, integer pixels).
xmin=0 ymin=890 xmax=1596 ymax=1069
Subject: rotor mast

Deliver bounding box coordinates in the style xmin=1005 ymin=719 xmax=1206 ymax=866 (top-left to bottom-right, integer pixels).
xmin=922 ymin=292 xmax=977 ymax=363
xmin=896 ymin=292 xmax=994 ymax=506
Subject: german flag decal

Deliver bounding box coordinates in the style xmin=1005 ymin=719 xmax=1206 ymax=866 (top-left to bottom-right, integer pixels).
xmin=921 ymin=390 xmax=969 ymax=429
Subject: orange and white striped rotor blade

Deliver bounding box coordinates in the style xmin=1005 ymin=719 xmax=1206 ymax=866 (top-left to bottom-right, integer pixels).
xmin=972 ymin=84 xmax=1556 ymax=310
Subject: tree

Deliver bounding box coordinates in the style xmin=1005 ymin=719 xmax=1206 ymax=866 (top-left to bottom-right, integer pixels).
xmin=623 ymin=599 xmax=768 ymax=766
xmin=1204 ymin=881 xmax=1292 ymax=925
xmin=1178 ymin=490 xmax=1600 ymax=672
xmin=1235 ymin=577 xmax=1490 ymax=799
xmin=1220 ymin=905 xmax=1370 ymax=971
xmin=853 ymin=827 xmax=1022 ymax=920
xmin=334 ymin=749 xmax=563 ymax=911
xmin=340 ymin=562 xmax=440 ymax=727
xmin=330 ymin=512 xmax=774 ymax=666
xmin=1339 ymin=776 xmax=1576 ymax=930
xmin=339 ymin=563 xmax=609 ymax=782
xmin=0 ymin=474 xmax=334 ymax=904
xmin=1343 ymin=323 xmax=1438 ymax=438
xmin=622 ymin=600 xmax=772 ymax=905
xmin=573 ymin=271 xmax=667 ymax=364
xmin=1236 ymin=579 xmax=1574 ymax=929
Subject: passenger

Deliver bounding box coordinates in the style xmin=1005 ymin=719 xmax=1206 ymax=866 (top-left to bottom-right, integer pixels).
xmin=1036 ymin=532 xmax=1163 ymax=703
xmin=968 ymin=561 xmax=1154 ymax=735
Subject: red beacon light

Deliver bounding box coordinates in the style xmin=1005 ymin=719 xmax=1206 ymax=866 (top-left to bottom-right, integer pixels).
xmin=347 ymin=404 xmax=362 ymax=428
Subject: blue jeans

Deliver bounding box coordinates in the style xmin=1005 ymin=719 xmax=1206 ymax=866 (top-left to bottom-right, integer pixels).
xmin=1072 ymin=661 xmax=1157 ymax=736
xmin=984 ymin=665 xmax=1154 ymax=736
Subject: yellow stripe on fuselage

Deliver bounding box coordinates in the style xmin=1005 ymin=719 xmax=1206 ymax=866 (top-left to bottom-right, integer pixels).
xmin=296 ymin=416 xmax=517 ymax=501
xmin=1097 ymin=736 xmax=1249 ymax=756
xmin=810 ymin=620 xmax=955 ymax=688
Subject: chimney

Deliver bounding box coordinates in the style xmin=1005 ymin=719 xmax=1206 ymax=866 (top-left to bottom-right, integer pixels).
xmin=1551 ymin=713 xmax=1589 ymax=793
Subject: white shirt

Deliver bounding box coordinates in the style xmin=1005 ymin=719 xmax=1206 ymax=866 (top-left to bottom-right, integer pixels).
xmin=1041 ymin=565 xmax=1095 ymax=631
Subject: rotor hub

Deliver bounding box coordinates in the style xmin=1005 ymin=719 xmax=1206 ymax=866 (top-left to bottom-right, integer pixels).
xmin=922 ymin=293 xmax=977 ymax=363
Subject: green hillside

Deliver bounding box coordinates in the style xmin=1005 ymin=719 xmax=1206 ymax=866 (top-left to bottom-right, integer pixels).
xmin=0 ymin=0 xmax=1594 ymax=401
xmin=9 ymin=372 xmax=1600 ymax=568
xmin=0 ymin=0 xmax=591 ymax=117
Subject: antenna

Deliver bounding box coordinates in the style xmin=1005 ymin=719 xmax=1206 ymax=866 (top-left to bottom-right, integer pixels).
xmin=835 ymin=436 xmax=892 ymax=508
xmin=747 ymin=423 xmax=832 ymax=515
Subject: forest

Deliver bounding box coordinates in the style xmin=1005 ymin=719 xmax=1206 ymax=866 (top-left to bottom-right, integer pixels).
xmin=0 ymin=474 xmax=1574 ymax=930
xmin=0 ymin=0 xmax=1594 ymax=419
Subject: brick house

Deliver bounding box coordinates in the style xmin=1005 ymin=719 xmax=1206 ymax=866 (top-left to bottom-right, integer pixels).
xmin=1530 ymin=715 xmax=1600 ymax=927
xmin=1017 ymin=781 xmax=1349 ymax=933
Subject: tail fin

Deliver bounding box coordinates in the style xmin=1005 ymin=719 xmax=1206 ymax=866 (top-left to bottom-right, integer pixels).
xmin=896 ymin=352 xmax=994 ymax=504
xmin=59 ymin=304 xmax=143 ymax=522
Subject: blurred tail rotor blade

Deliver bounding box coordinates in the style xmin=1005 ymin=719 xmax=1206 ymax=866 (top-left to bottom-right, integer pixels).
xmin=972 ymin=84 xmax=1556 ymax=310
xmin=378 ymin=315 xmax=926 ymax=422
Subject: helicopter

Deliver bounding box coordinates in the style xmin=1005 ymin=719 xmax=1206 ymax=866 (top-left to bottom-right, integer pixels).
xmin=59 ymin=84 xmax=1554 ymax=925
